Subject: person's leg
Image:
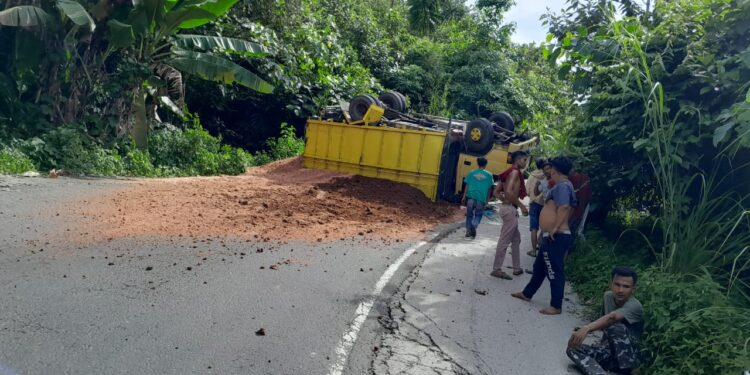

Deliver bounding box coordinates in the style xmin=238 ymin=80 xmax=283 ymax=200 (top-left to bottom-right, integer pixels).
xmin=547 ymin=233 xmax=572 ymax=311
xmin=510 ymin=214 xmax=521 ymax=273
xmin=528 ymin=203 xmax=541 ymax=256
xmin=519 ymin=237 xmax=549 ymax=298
xmin=492 ymin=206 xmax=516 ymax=276
xmin=472 ymin=202 xmax=484 ymax=234
xmin=566 ymin=344 xmax=612 ymax=375
xmin=465 ymin=199 xmax=475 ymax=236
xmin=603 ymin=322 xmax=642 ymax=371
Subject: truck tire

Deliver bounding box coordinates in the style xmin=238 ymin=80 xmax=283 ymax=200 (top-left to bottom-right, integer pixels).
xmin=349 ymin=95 xmax=381 ymax=121
xmin=489 ymin=111 xmax=515 ymax=133
xmin=464 ymin=118 xmax=494 ymax=156
xmin=378 ymin=91 xmax=407 ymax=114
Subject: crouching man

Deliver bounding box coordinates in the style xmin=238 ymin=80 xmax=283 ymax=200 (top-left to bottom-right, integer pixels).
xmin=567 ymin=266 xmax=644 ymax=375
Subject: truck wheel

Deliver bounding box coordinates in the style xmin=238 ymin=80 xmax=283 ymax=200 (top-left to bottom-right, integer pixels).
xmin=489 ymin=111 xmax=515 ymax=133
xmin=350 ymin=95 xmax=380 ymax=121
xmin=378 ymin=91 xmax=406 ymax=113
xmin=464 ymin=118 xmax=494 ymax=155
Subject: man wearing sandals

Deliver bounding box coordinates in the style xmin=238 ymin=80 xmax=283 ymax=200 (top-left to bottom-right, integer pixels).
xmin=511 ymin=156 xmax=576 ymax=314
xmin=566 ymin=267 xmax=643 ymax=375
xmin=490 ymin=151 xmax=529 ymax=280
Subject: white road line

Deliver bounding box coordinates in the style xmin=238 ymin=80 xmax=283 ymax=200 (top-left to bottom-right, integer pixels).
xmin=327 ymin=241 xmax=427 ymax=375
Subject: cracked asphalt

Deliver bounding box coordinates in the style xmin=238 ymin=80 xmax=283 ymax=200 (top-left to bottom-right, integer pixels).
xmin=372 ymin=212 xmax=586 ymax=375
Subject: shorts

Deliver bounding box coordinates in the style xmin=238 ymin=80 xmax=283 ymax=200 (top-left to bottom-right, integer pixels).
xmin=529 ymin=202 xmax=543 ymax=231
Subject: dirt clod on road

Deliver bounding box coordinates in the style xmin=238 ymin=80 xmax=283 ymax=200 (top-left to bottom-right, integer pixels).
xmin=69 ymin=157 xmax=460 ymax=243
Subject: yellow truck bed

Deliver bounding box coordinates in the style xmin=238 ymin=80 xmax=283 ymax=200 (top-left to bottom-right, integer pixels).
xmin=303 ymin=119 xmax=538 ymax=201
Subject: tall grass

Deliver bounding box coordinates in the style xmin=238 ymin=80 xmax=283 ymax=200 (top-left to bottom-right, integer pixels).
xmin=609 ymin=15 xmax=750 ymax=295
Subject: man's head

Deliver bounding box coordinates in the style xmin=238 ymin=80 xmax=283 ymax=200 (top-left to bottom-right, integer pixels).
xmin=477 ymin=157 xmax=488 ymax=169
xmin=534 ymin=158 xmax=547 ymax=171
xmin=542 ymin=162 xmax=552 ymax=178
xmin=548 ymin=156 xmax=572 ymax=177
xmin=610 ymin=266 xmax=637 ymax=306
xmin=510 ymin=151 xmax=529 ymax=169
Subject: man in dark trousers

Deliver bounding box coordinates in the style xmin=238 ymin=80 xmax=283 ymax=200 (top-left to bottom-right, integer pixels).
xmin=511 ymin=156 xmax=576 ymax=314
xmin=491 ymin=151 xmax=529 ymax=279
xmin=461 ymin=157 xmax=493 ymax=239
xmin=566 ymin=266 xmax=644 ymax=375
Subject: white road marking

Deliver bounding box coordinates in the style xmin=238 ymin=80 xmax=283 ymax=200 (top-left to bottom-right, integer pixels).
xmin=327 ymin=241 xmax=427 ymax=375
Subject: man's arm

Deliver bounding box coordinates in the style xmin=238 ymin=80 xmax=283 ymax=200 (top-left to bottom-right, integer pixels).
xmin=552 ymin=205 xmax=572 ymax=233
xmin=568 ymin=311 xmax=627 ymax=349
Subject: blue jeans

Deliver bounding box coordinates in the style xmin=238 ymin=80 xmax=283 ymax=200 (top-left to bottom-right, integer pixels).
xmin=522 ymin=233 xmax=572 ymax=309
xmin=529 ymin=202 xmax=543 ymax=231
xmin=465 ymin=199 xmax=485 ymax=232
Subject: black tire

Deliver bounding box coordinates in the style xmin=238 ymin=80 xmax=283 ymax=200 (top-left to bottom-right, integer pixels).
xmin=489 ymin=111 xmax=515 ymax=133
xmin=464 ymin=118 xmax=494 ymax=155
xmin=349 ymin=95 xmax=378 ymax=121
xmin=378 ymin=91 xmax=406 ymax=113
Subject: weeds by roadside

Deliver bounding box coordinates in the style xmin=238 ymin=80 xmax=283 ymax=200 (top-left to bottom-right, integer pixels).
xmin=0 ymin=123 xmax=304 ymax=177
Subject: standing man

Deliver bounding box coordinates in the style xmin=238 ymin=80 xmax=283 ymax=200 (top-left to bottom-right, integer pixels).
xmin=491 ymin=151 xmax=529 ymax=280
xmin=525 ymin=158 xmax=548 ymax=258
xmin=511 ymin=156 xmax=576 ymax=314
xmin=566 ymin=266 xmax=643 ymax=375
xmin=568 ymin=162 xmax=592 ymax=255
xmin=461 ymin=157 xmax=493 ymax=239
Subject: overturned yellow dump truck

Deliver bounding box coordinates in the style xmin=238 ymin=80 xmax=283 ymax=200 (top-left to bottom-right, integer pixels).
xmin=303 ymin=92 xmax=538 ymax=202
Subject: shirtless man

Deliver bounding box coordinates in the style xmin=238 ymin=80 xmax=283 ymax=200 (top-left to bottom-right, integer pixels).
xmin=511 ymin=156 xmax=577 ymax=315
xmin=490 ymin=151 xmax=529 ymax=280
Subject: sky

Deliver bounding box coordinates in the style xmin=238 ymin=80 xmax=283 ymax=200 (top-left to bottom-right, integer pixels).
xmin=505 ymin=0 xmax=568 ymax=44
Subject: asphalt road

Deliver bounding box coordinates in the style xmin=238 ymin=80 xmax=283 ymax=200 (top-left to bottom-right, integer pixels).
xmin=0 ymin=176 xmax=451 ymax=375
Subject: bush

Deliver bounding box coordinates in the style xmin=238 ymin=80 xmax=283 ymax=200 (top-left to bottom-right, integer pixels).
xmin=0 ymin=147 xmax=36 ymax=174
xmin=148 ymin=126 xmax=253 ymax=176
xmin=265 ymin=123 xmax=304 ymax=160
xmin=637 ymin=270 xmax=750 ymax=374
xmin=567 ymin=231 xmax=750 ymax=374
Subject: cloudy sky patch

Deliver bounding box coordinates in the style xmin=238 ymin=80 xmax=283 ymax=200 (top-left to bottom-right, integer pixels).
xmin=505 ymin=0 xmax=568 ymax=44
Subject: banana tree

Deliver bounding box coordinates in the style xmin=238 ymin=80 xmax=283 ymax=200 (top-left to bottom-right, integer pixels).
xmin=107 ymin=0 xmax=274 ymax=147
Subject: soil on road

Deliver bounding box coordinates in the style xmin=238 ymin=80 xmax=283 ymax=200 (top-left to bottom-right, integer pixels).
xmin=63 ymin=157 xmax=460 ymax=246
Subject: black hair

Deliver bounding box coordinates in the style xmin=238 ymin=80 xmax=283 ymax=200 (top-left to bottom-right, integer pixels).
xmin=477 ymin=157 xmax=488 ymax=167
xmin=548 ymin=156 xmax=572 ymax=176
xmin=611 ymin=266 xmax=638 ymax=285
xmin=510 ymin=151 xmax=528 ymax=163
xmin=535 ymin=158 xmax=547 ymax=169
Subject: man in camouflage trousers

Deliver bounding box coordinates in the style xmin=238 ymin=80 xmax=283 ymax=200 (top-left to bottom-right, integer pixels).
xmin=566 ymin=266 xmax=644 ymax=375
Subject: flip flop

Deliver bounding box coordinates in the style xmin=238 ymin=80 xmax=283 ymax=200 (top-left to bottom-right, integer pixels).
xmin=490 ymin=270 xmax=512 ymax=280
xmin=511 ymin=292 xmax=530 ymax=301
xmin=512 ymin=269 xmax=524 ymax=276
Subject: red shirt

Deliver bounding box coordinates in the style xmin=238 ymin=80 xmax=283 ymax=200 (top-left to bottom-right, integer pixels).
xmin=498 ymin=166 xmax=527 ymax=199
xmin=569 ymin=171 xmax=591 ymax=220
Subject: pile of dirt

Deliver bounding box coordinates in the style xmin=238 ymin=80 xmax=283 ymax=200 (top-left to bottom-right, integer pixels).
xmin=67 ymin=157 xmax=461 ymax=243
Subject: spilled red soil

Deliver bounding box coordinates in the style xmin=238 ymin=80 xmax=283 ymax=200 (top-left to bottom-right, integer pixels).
xmin=66 ymin=157 xmax=461 ymax=244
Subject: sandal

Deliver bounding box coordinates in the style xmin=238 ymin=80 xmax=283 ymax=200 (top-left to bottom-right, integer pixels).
xmin=512 ymin=269 xmax=524 ymax=276
xmin=490 ymin=270 xmax=512 ymax=280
